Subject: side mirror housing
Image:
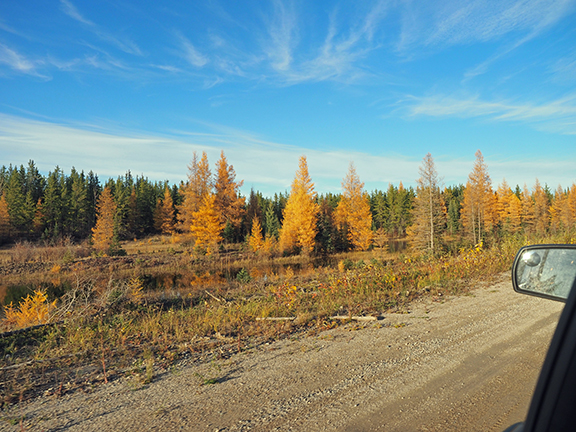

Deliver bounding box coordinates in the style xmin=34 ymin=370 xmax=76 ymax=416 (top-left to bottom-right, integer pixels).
xmin=512 ymin=245 xmax=576 ymax=302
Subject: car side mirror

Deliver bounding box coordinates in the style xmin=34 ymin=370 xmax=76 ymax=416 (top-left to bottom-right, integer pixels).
xmin=512 ymin=245 xmax=576 ymax=302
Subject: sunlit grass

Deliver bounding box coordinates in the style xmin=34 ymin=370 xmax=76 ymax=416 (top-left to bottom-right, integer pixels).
xmin=0 ymin=231 xmax=568 ymax=403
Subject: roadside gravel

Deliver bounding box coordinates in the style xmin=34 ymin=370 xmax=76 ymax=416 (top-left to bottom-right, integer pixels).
xmin=1 ymin=273 xmax=564 ymax=431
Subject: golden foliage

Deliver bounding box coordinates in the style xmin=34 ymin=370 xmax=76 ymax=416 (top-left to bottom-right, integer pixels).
xmin=178 ymin=151 xmax=212 ymax=233
xmin=550 ymin=184 xmax=576 ymax=233
xmin=190 ymin=193 xmax=224 ymax=252
xmin=335 ymin=162 xmax=373 ymax=250
xmin=496 ymin=180 xmax=522 ymax=233
xmin=521 ymin=184 xmax=536 ymax=233
xmin=249 ymin=217 xmax=264 ymax=252
xmin=128 ymin=277 xmax=144 ymax=304
xmin=3 ymin=290 xmax=56 ymax=329
xmin=154 ymin=187 xmax=175 ymax=234
xmin=461 ymin=150 xmax=495 ymax=244
xmin=91 ymin=187 xmax=117 ymax=252
xmin=279 ymin=156 xmax=319 ymax=254
xmin=214 ymin=150 xmax=245 ymax=229
xmin=550 ymin=185 xmax=566 ymax=232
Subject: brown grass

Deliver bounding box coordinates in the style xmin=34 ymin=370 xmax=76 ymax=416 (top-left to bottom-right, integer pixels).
xmin=0 ymin=231 xmax=561 ymax=404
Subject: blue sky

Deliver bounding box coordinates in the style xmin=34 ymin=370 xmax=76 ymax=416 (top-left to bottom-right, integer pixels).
xmin=0 ymin=0 xmax=575 ymax=196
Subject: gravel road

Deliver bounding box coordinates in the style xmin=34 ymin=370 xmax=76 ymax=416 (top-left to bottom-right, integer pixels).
xmin=1 ymin=274 xmax=564 ymax=431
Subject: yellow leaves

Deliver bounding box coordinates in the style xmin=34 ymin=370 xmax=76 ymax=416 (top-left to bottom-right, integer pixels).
xmin=249 ymin=217 xmax=264 ymax=252
xmin=272 ymin=282 xmax=299 ymax=309
xmin=128 ymin=277 xmax=144 ymax=304
xmin=3 ymin=290 xmax=56 ymax=329
xmin=178 ymin=151 xmax=212 ymax=233
xmin=335 ymin=162 xmax=373 ymax=251
xmin=496 ymin=181 xmax=522 ymax=233
xmin=214 ymin=150 xmax=245 ymax=229
xmin=189 ymin=193 xmax=224 ymax=252
xmin=91 ymin=187 xmax=117 ymax=252
xmin=461 ymin=150 xmax=494 ymax=243
xmin=154 ymin=187 xmax=175 ymax=234
xmin=279 ymin=156 xmax=319 ymax=254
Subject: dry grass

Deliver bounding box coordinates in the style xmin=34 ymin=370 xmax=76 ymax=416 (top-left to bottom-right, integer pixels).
xmin=0 ymin=232 xmax=560 ymax=404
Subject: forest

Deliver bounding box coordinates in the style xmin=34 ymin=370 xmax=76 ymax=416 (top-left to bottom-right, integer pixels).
xmin=0 ymin=150 xmax=568 ymax=256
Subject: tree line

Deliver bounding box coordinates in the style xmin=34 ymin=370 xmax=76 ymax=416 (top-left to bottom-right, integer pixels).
xmin=0 ymin=150 xmax=569 ymax=255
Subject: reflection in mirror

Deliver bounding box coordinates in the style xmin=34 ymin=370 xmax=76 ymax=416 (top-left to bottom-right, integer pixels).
xmin=514 ymin=247 xmax=576 ymax=301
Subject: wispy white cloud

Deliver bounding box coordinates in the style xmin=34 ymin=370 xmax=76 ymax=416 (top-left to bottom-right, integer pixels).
xmin=60 ymin=0 xmax=142 ymax=56
xmin=95 ymin=32 xmax=142 ymax=56
xmin=151 ymin=64 xmax=183 ymax=73
xmin=550 ymin=49 xmax=576 ymax=83
xmin=396 ymin=0 xmax=576 ymax=78
xmin=0 ymin=43 xmax=49 ymax=78
xmin=399 ymin=0 xmax=575 ymax=49
xmin=401 ymin=93 xmax=576 ymax=134
xmin=0 ymin=43 xmax=35 ymax=73
xmin=263 ymin=0 xmax=297 ymax=72
xmin=177 ymin=34 xmax=209 ymax=68
xmin=60 ymin=0 xmax=94 ymax=26
xmin=271 ymin=2 xmax=390 ymax=84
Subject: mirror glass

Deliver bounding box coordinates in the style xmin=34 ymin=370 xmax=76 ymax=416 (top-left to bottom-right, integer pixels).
xmin=514 ymin=247 xmax=576 ymax=301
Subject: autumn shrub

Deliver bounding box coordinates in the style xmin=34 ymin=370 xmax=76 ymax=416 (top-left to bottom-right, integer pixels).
xmin=3 ymin=290 xmax=56 ymax=330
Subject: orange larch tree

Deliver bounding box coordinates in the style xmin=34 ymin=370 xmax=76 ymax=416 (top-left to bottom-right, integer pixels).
xmin=248 ymin=217 xmax=264 ymax=252
xmin=550 ymin=186 xmax=566 ymax=233
xmin=189 ymin=193 xmax=223 ymax=253
xmin=214 ymin=151 xmax=245 ymax=237
xmin=496 ymin=180 xmax=521 ymax=233
xmin=279 ymin=156 xmax=320 ymax=254
xmin=178 ymin=151 xmax=212 ymax=233
xmin=335 ymin=162 xmax=373 ymax=251
xmin=460 ymin=150 xmax=495 ymax=244
xmin=91 ymin=187 xmax=117 ymax=252
xmin=521 ymin=184 xmax=536 ymax=234
xmin=567 ymin=184 xmax=576 ymax=227
xmin=532 ymin=179 xmax=550 ymax=235
xmin=154 ymin=187 xmax=175 ymax=234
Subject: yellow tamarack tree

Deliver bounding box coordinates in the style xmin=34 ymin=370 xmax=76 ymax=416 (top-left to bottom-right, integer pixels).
xmin=279 ymin=156 xmax=319 ymax=254
xmin=154 ymin=186 xmax=175 ymax=234
xmin=550 ymin=186 xmax=566 ymax=233
xmin=178 ymin=151 xmax=212 ymax=233
xmin=3 ymin=290 xmax=56 ymax=329
xmin=335 ymin=162 xmax=373 ymax=251
xmin=214 ymin=150 xmax=245 ymax=231
xmin=190 ymin=193 xmax=223 ymax=253
xmin=249 ymin=217 xmax=264 ymax=252
xmin=91 ymin=187 xmax=117 ymax=252
xmin=461 ymin=150 xmax=495 ymax=244
xmin=496 ymin=179 xmax=522 ymax=233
